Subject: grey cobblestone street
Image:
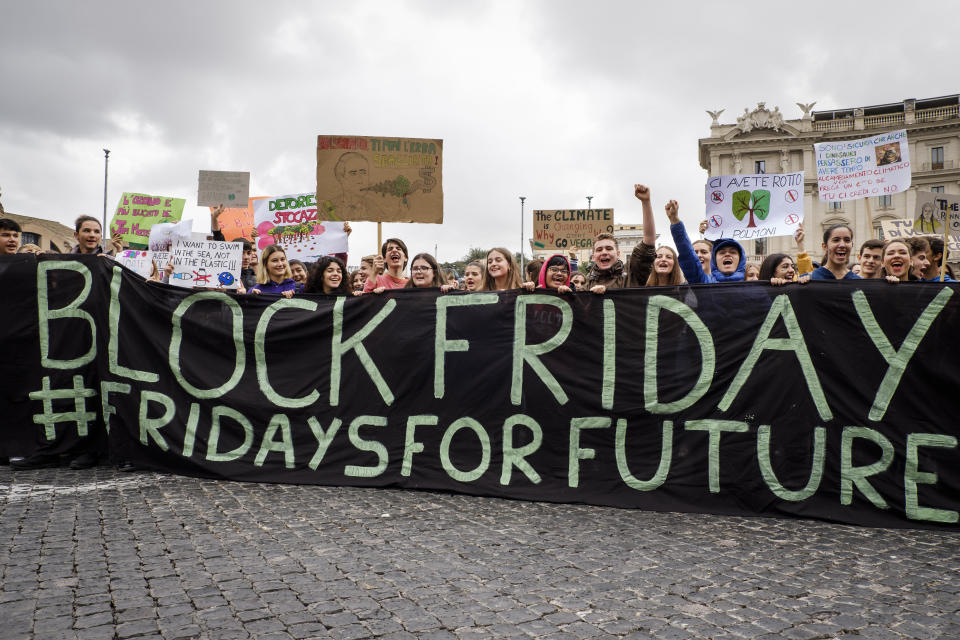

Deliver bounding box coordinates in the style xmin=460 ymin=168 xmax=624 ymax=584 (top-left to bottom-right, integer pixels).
xmin=0 ymin=468 xmax=957 ymax=640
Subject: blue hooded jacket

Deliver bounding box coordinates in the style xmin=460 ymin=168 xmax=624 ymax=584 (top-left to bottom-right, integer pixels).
xmin=670 ymin=222 xmax=746 ymax=284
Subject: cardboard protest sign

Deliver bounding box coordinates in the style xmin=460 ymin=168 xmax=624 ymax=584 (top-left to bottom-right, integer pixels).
xmin=703 ymin=172 xmax=804 ymax=241
xmin=148 ymin=219 xmax=192 ymax=252
xmin=881 ymin=219 xmax=960 ymax=253
xmin=115 ymin=249 xmax=154 ymax=278
xmin=209 ymin=196 xmax=268 ymax=241
xmin=532 ymin=209 xmax=614 ymax=251
xmin=814 ymin=129 xmax=911 ymax=202
xmin=110 ymin=193 xmax=186 ymax=248
xmin=168 ymin=239 xmax=242 ymax=289
xmin=316 ymin=135 xmax=442 ymax=223
xmin=197 ymin=170 xmax=250 ymax=207
xmin=915 ymin=191 xmax=960 ymax=236
xmin=253 ymin=192 xmax=349 ymax=260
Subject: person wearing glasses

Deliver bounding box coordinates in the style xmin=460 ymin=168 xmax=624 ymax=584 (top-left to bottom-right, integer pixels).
xmin=405 ymin=253 xmax=443 ymax=289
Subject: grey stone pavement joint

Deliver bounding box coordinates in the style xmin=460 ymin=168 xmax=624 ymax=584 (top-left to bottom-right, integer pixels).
xmin=0 ymin=468 xmax=957 ymax=639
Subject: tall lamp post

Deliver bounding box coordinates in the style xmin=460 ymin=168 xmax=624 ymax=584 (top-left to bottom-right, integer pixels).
xmin=102 ymin=149 xmax=110 ymax=235
xmin=586 ymin=195 xmax=593 ymax=210
xmin=519 ymin=196 xmax=526 ymax=273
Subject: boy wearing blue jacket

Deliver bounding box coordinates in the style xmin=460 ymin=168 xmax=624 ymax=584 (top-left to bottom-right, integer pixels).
xmin=666 ymin=200 xmax=746 ymax=284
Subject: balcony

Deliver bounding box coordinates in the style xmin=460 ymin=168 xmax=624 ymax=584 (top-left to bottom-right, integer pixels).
xmin=916 ymin=104 xmax=959 ymax=122
xmin=919 ymin=160 xmax=955 ymax=171
xmin=863 ymin=112 xmax=904 ymax=128
xmin=813 ymin=119 xmax=854 ymax=132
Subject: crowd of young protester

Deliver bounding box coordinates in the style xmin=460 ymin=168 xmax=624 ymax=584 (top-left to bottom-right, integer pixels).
xmin=0 ymin=182 xmax=955 ymax=470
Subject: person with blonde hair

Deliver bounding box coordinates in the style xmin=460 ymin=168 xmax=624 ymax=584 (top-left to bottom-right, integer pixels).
xmin=249 ymin=244 xmax=298 ymax=298
xmin=646 ymin=246 xmax=685 ymax=286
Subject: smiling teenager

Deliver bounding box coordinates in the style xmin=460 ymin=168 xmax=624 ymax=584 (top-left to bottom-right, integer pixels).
xmin=880 ymin=239 xmax=916 ymax=282
xmin=304 ymin=256 xmax=353 ymax=295
xmin=585 ymin=184 xmax=658 ymax=293
xmin=531 ymin=254 xmax=574 ymax=293
xmin=72 ymin=215 xmax=122 ymax=256
xmin=856 ymin=239 xmax=884 ymax=279
xmin=809 ymin=223 xmax=860 ymax=280
xmin=249 ymin=244 xmax=299 ymax=298
xmin=646 ymin=246 xmax=685 ymax=286
xmin=365 ymin=238 xmax=409 ymax=294
xmin=758 ymin=253 xmax=797 ymax=286
xmin=481 ymin=247 xmax=523 ymax=291
xmin=405 ymin=253 xmax=444 ymax=289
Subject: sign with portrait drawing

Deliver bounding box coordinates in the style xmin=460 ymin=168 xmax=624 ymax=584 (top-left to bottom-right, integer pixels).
xmin=315 ymin=135 xmax=443 ymax=224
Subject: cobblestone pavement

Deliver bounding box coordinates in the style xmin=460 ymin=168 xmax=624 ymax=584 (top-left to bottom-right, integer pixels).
xmin=0 ymin=468 xmax=957 ymax=640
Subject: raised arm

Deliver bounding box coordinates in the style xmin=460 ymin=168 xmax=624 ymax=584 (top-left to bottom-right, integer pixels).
xmin=667 ymin=200 xmax=709 ymax=284
xmin=635 ymin=184 xmax=656 ymax=247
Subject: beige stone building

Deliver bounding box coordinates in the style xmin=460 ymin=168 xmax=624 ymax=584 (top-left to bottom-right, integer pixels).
xmin=1 ymin=212 xmax=75 ymax=252
xmin=699 ymin=95 xmax=960 ymax=264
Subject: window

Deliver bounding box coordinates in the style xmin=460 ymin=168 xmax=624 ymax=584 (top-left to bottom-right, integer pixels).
xmin=874 ymin=225 xmax=884 ymax=241
xmin=932 ymin=146 xmax=944 ymax=170
xmin=21 ymin=232 xmax=40 ymax=246
xmin=754 ymin=237 xmax=767 ymax=256
xmin=877 ymin=195 xmax=892 ymax=208
xmin=829 ymin=201 xmax=842 ymax=210
xmin=754 ymin=160 xmax=766 ymax=174
xmin=932 ymin=186 xmax=945 ymax=193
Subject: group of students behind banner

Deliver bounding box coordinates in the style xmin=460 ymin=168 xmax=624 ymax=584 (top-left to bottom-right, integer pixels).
xmin=1 ymin=182 xmax=954 ymax=303
xmin=219 ymin=182 xmax=956 ymax=301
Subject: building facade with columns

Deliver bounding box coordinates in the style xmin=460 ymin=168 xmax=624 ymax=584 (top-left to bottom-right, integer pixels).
xmin=699 ymin=95 xmax=960 ymax=264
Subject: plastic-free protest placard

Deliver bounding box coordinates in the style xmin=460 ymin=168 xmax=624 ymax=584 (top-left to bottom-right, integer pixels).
xmin=814 ymin=129 xmax=912 ymax=202
xmin=316 ymin=135 xmax=443 ymax=223
xmin=532 ymin=209 xmax=614 ymax=251
xmin=115 ymin=249 xmax=154 ymax=278
xmin=198 ymin=170 xmax=250 ymax=207
xmin=915 ymin=191 xmax=960 ymax=236
xmin=253 ymin=192 xmax=349 ymax=260
xmin=110 ymin=193 xmax=186 ymax=248
xmin=168 ymin=239 xmax=242 ymax=289
xmin=704 ymin=172 xmax=804 ymax=241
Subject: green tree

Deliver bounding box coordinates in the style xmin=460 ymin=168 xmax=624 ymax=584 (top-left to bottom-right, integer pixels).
xmin=732 ymin=190 xmax=771 ymax=228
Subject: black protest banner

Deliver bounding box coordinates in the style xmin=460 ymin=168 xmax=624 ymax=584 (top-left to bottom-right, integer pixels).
xmin=2 ymin=255 xmax=959 ymax=530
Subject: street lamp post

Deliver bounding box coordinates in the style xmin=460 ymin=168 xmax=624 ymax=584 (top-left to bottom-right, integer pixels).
xmin=102 ymin=149 xmax=110 ymax=235
xmin=519 ymin=196 xmax=526 ymax=273
xmin=586 ymin=195 xmax=593 ymax=210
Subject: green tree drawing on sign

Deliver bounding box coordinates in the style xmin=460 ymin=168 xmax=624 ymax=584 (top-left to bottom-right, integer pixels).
xmin=732 ymin=190 xmax=770 ymax=228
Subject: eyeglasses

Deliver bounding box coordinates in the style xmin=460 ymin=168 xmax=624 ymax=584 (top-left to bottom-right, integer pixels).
xmin=411 ymin=266 xmax=433 ymax=273
xmin=547 ymin=266 xmax=568 ymax=274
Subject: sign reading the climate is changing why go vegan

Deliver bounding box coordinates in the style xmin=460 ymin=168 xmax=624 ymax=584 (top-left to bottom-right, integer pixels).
xmin=110 ymin=193 xmax=186 ymax=248
xmin=704 ymin=172 xmax=804 ymax=241
xmin=533 ymin=209 xmax=614 ymax=251
xmin=253 ymin=192 xmax=349 ymax=261
xmin=316 ymin=135 xmax=443 ymax=224
xmin=815 ymin=129 xmax=912 ymax=202
xmin=168 ymin=239 xmax=243 ymax=289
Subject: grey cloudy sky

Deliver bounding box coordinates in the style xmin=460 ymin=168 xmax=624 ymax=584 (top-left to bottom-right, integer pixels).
xmin=1 ymin=0 xmax=955 ymax=262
